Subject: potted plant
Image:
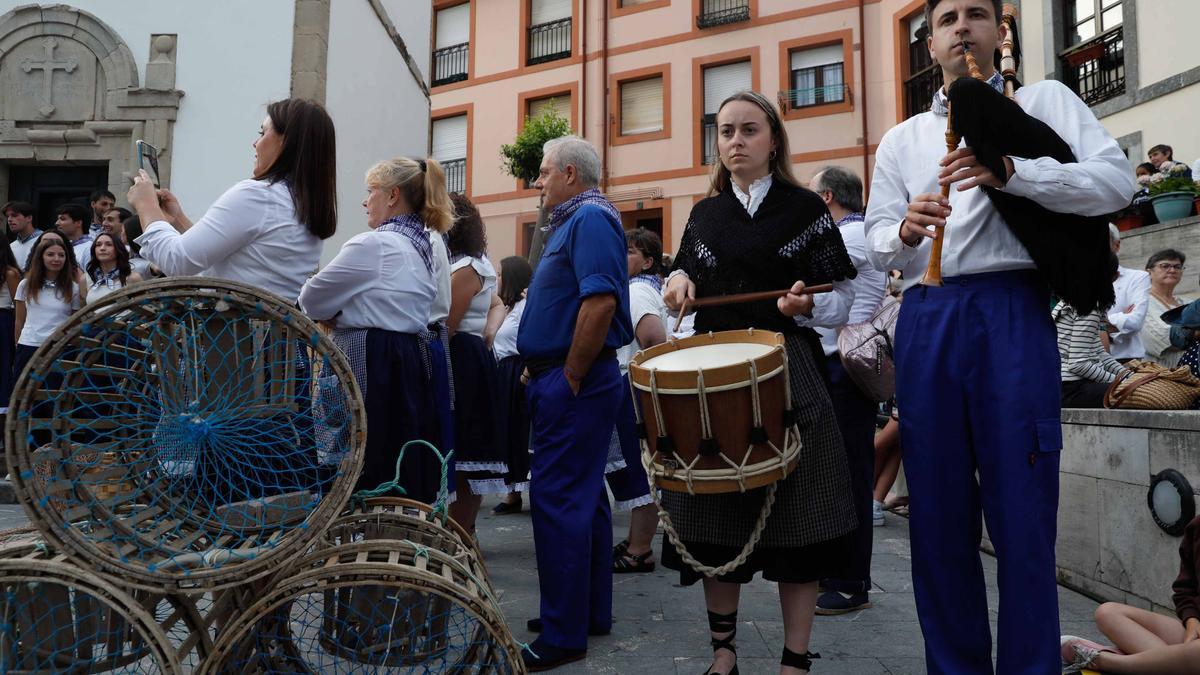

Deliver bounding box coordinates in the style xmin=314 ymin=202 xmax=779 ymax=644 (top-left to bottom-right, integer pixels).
xmin=1145 ymin=162 xmax=1200 ymax=223
xmin=1111 ymin=201 xmax=1144 ymax=232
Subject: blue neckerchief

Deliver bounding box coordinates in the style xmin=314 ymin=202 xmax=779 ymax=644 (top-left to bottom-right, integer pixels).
xmin=17 ymin=231 xmax=37 ymax=244
xmin=931 ymin=70 xmax=1004 ymax=116
xmin=377 ymin=213 xmax=433 ymax=274
xmin=92 ymin=267 xmax=121 ymax=289
xmin=544 ymin=189 xmax=620 ymax=236
xmin=835 ymin=212 xmax=865 ymax=227
xmin=631 ymin=273 xmax=662 ymax=293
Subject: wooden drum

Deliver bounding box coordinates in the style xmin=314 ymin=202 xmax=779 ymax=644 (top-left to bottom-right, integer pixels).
xmin=629 ymin=329 xmax=801 ymax=494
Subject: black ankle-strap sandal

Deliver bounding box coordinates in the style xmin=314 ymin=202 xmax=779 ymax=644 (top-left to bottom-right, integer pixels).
xmin=702 ymin=610 xmax=739 ymax=675
xmin=781 ymin=646 xmax=821 ymax=671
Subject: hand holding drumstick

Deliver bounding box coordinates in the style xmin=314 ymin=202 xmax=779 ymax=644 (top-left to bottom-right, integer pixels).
xmin=667 ymin=277 xmax=834 ymax=333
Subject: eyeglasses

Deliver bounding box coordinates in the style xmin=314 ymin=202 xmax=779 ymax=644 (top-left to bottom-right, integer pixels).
xmin=1154 ymin=263 xmax=1186 ymax=271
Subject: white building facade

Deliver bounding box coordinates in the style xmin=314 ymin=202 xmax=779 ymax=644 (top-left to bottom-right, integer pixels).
xmin=0 ymin=0 xmax=431 ymax=263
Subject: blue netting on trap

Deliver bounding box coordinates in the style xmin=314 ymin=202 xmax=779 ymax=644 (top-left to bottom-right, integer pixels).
xmin=201 ymin=502 xmax=523 ymax=674
xmin=3 ymin=278 xmax=366 ymax=592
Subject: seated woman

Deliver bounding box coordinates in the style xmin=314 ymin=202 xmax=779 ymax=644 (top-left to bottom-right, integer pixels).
xmin=1058 ymin=253 xmax=1130 ymax=408
xmin=299 ymin=157 xmax=451 ymax=500
xmin=1143 ymin=249 xmax=1192 ymax=368
xmin=1062 ymin=513 xmax=1200 ymax=674
xmin=127 ymin=98 xmax=337 ymax=302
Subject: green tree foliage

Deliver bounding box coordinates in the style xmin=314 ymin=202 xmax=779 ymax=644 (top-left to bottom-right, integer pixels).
xmin=500 ymin=103 xmax=572 ymax=184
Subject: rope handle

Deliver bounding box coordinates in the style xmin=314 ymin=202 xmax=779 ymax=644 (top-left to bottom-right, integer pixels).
xmin=353 ymin=440 xmax=454 ymax=522
xmin=1105 ymin=370 xmax=1166 ymax=408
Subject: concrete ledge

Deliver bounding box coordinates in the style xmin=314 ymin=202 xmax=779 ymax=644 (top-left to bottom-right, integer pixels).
xmin=1062 ymin=407 xmax=1200 ymax=431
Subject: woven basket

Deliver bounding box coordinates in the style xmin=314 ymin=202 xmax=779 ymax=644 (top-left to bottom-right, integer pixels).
xmin=1104 ymin=360 xmax=1200 ymax=410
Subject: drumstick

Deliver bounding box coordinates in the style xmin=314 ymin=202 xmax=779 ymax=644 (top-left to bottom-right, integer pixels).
xmin=672 ymin=284 xmax=835 ymax=334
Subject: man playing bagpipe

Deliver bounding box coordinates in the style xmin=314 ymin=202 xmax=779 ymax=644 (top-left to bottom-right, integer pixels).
xmin=864 ymin=1 xmax=1135 ymax=673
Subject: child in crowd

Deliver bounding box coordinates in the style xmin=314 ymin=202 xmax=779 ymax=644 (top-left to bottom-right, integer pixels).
xmin=1062 ymin=513 xmax=1200 ymax=673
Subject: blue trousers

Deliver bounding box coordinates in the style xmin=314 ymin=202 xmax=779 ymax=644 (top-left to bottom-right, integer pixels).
xmin=894 ymin=271 xmax=1062 ymax=675
xmin=527 ymin=359 xmax=623 ymax=649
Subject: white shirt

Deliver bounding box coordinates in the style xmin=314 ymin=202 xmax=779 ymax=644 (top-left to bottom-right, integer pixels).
xmin=136 ymin=179 xmax=321 ymax=301
xmin=814 ymin=216 xmax=889 ymax=356
xmin=493 ymin=298 xmax=525 ymax=360
xmin=299 ymin=229 xmax=435 ymax=334
xmin=731 ymin=174 xmax=774 ymax=216
xmin=85 ymin=271 xmax=127 ymax=306
xmin=1108 ymin=266 xmax=1150 ymax=359
xmin=11 ymin=231 xmax=38 ymax=271
xmin=865 ymin=79 xmax=1135 ymax=280
xmin=429 ymin=229 xmax=451 ymax=325
xmin=451 ymin=255 xmax=496 ymax=337
xmin=15 ymin=278 xmax=81 ymax=347
xmin=619 ymin=279 xmax=668 ymax=373
xmin=71 ymin=236 xmax=92 ymax=270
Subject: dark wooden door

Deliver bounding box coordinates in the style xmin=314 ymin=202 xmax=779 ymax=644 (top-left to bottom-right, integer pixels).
xmin=7 ymin=164 xmax=109 ymax=230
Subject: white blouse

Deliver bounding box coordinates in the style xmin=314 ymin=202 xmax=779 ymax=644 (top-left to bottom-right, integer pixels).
xmin=429 ymin=230 xmax=451 ymax=325
xmin=85 ymin=271 xmax=128 ymax=306
xmin=1144 ymin=293 xmax=1191 ymax=368
xmin=299 ymin=229 xmax=436 ymax=334
xmin=15 ymin=278 xmax=81 ymax=347
xmin=451 ymin=255 xmax=496 ymax=338
xmin=136 ymin=179 xmax=322 ymax=301
xmin=493 ymin=298 xmax=525 ymax=361
xmin=618 ymin=281 xmax=668 ymax=374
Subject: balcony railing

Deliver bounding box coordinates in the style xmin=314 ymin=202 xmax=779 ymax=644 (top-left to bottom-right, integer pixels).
xmin=903 ymin=64 xmax=943 ymax=119
xmin=697 ymin=0 xmax=750 ymax=29
xmin=432 ymin=43 xmax=469 ymax=87
xmin=780 ymin=83 xmax=849 ymax=111
xmin=442 ymin=158 xmax=466 ymax=194
xmin=701 ymin=114 xmax=718 ymax=165
xmin=1060 ymin=25 xmax=1125 ymax=106
xmin=527 ymin=17 xmax=572 ymax=66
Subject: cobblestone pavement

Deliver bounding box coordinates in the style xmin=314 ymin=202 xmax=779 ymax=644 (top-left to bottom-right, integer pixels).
xmin=0 ymin=498 xmax=1107 ymax=673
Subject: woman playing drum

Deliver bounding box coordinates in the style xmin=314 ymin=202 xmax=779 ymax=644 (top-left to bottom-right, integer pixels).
xmin=662 ymin=90 xmax=858 ymax=675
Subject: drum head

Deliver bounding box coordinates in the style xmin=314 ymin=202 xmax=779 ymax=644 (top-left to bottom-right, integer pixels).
xmin=640 ymin=342 xmax=774 ymax=372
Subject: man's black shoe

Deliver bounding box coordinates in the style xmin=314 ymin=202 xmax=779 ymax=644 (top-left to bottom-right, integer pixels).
xmin=521 ymin=638 xmax=587 ymax=672
xmin=525 ymin=617 xmax=611 ymax=636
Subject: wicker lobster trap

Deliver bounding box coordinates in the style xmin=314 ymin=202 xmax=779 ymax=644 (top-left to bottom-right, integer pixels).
xmin=4 ymin=278 xmax=366 ymax=593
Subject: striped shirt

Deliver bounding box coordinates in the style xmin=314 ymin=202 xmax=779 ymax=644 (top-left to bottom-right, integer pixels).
xmin=1054 ymin=301 xmax=1126 ymax=383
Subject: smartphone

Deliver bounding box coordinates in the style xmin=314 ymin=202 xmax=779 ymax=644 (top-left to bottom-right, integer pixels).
xmin=136 ymin=140 xmax=161 ymax=188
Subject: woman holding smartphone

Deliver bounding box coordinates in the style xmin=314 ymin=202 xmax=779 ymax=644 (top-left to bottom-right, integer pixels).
xmin=126 ymin=98 xmax=337 ymax=302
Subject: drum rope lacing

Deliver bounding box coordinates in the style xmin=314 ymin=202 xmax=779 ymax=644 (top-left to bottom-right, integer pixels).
xmin=639 ymin=349 xmax=801 ymax=577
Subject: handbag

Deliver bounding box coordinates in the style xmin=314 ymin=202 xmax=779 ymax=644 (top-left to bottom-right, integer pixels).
xmin=1103 ymin=360 xmax=1200 ymax=410
xmin=837 ymin=295 xmax=900 ymax=402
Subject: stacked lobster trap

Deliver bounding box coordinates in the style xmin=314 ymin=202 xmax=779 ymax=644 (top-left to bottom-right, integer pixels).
xmin=0 ymin=278 xmax=524 ymax=673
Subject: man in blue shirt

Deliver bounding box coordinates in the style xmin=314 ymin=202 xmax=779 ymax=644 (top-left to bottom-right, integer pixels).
xmin=517 ymin=136 xmax=632 ymax=671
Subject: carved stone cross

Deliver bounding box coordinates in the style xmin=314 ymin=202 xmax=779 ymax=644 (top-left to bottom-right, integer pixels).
xmin=19 ymin=37 xmax=79 ymax=118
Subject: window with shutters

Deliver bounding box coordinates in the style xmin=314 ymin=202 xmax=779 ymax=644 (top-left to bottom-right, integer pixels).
xmin=527 ymin=95 xmax=570 ymax=125
xmin=902 ymin=11 xmax=941 ymax=119
xmin=433 ymin=3 xmax=471 ymax=87
xmin=611 ymin=65 xmax=670 ymax=144
xmin=612 ymin=0 xmax=671 ymax=17
xmin=432 ymin=113 xmax=469 ymax=194
xmin=700 ymin=60 xmax=753 ymax=165
xmin=527 ymin=0 xmax=573 ymax=66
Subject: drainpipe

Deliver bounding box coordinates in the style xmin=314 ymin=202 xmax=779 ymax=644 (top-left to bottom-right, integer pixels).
xmin=859 ymin=0 xmax=871 ymax=200
xmin=600 ymin=0 xmax=610 ymax=191
xmin=580 ymin=0 xmax=587 ymax=148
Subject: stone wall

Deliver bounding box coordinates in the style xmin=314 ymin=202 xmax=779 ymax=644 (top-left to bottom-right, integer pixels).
xmin=1054 ymin=409 xmax=1200 ymax=612
xmin=1118 ymin=216 xmax=1200 ymax=297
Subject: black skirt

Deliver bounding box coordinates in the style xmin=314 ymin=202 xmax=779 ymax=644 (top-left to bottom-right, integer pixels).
xmin=449 ymin=332 xmax=506 ymax=493
xmin=494 ymin=354 xmax=530 ymax=491
xmin=661 ymin=528 xmax=855 ymax=585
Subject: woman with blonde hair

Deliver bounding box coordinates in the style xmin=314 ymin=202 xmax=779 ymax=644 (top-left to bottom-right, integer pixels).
xmin=300 ymin=156 xmax=453 ymax=498
xmin=662 ymin=90 xmax=858 ymax=675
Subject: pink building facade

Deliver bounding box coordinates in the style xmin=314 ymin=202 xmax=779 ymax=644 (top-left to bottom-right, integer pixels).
xmin=428 ymin=0 xmax=953 ymax=258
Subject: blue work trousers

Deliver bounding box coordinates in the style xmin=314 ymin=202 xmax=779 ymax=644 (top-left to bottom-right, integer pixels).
xmin=895 ymin=271 xmax=1062 ymax=675
xmin=527 ymin=359 xmax=623 ymax=649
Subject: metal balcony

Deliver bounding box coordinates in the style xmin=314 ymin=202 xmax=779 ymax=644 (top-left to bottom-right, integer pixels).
xmin=432 ymin=43 xmax=469 ymax=87
xmin=527 ymin=18 xmax=572 ymax=66
xmin=697 ymin=0 xmax=750 ymax=29
xmin=1060 ymin=26 xmax=1126 ymax=106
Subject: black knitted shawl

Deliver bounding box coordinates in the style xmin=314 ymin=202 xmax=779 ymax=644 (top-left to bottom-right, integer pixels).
xmin=671 ymin=179 xmax=857 ymax=336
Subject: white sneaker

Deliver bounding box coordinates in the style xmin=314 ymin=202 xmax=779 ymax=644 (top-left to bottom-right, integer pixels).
xmin=872 ymin=500 xmax=885 ymax=527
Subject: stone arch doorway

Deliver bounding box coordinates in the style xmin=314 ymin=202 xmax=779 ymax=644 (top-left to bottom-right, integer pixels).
xmin=0 ymin=4 xmax=182 ymax=221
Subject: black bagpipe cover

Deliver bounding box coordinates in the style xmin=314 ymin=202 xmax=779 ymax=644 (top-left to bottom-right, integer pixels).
xmin=947 ymin=76 xmax=1116 ymax=315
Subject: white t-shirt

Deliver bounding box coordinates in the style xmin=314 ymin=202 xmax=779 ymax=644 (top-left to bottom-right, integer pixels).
xmin=10 ymin=232 xmax=38 ymax=272
xmin=429 ymin=230 xmax=451 ymax=325
xmin=15 ymin=278 xmax=81 ymax=347
xmin=493 ymin=298 xmax=525 ymax=361
xmin=299 ymin=229 xmax=435 ymax=333
xmin=618 ymin=280 xmax=668 ymax=374
xmin=71 ymin=236 xmax=93 ymax=270
xmin=450 ymin=255 xmax=497 ymax=338
xmin=136 ymin=179 xmax=321 ymax=301
xmin=84 ymin=271 xmax=128 ymax=306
